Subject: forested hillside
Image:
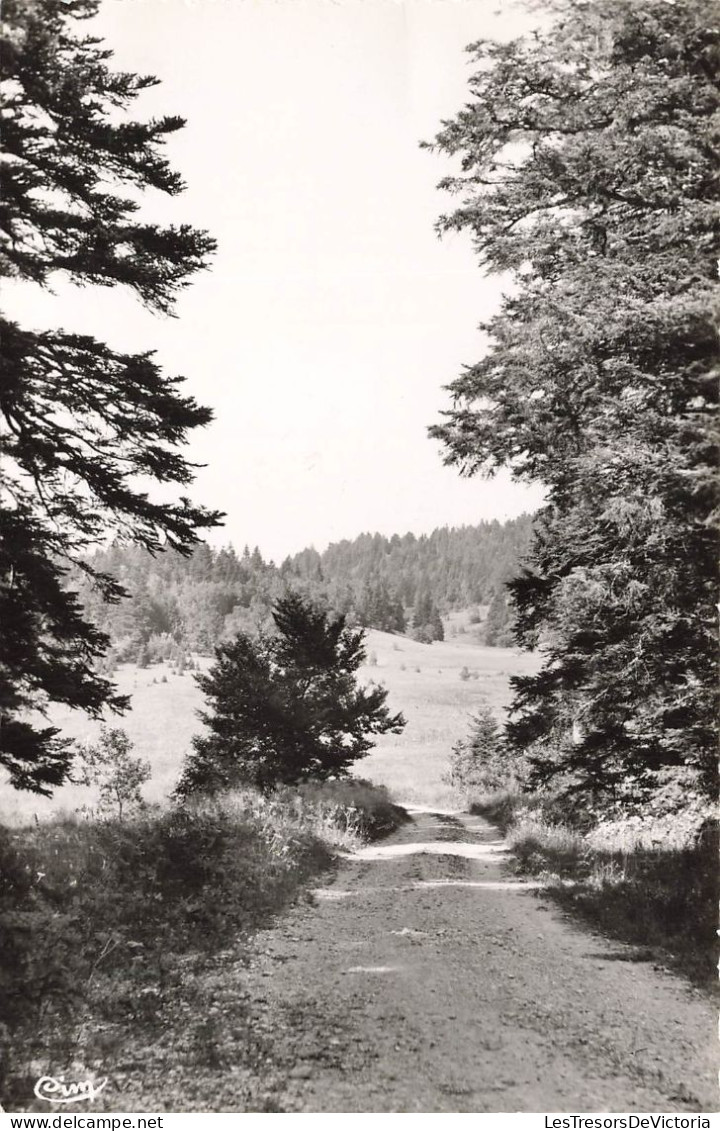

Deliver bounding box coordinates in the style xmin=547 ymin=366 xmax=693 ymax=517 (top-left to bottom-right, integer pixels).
xmin=67 ymin=516 xmax=533 ymax=667
xmin=288 ymin=518 xmax=532 ymax=617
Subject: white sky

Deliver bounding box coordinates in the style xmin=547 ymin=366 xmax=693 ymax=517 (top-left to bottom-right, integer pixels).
xmin=4 ymin=0 xmax=545 ymax=562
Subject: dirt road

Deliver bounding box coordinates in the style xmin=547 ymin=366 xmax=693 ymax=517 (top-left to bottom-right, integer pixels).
xmin=234 ymin=809 xmax=716 ymax=1113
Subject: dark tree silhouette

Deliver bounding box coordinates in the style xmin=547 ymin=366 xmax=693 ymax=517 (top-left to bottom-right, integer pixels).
xmin=0 ymin=0 xmax=221 ymax=792
xmin=177 ymin=593 xmax=406 ymax=794
xmin=426 ymin=0 xmax=718 ymax=803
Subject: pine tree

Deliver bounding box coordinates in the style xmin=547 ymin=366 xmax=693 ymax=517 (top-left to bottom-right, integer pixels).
xmin=484 ymin=586 xmax=513 ymax=648
xmin=0 ymin=0 xmax=221 ymax=792
xmin=445 ymin=706 xmax=508 ymax=795
xmin=412 ymin=589 xmax=433 ymax=630
xmin=356 ymin=577 xmax=405 ymax=633
xmin=426 ymin=0 xmax=718 ymax=804
xmin=429 ymin=605 xmax=445 ymax=643
xmin=177 ymin=593 xmax=405 ymax=793
xmin=412 ymin=589 xmax=444 ymax=643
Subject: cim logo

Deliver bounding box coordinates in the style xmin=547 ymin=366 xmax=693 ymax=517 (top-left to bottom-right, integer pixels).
xmin=34 ymin=1075 xmax=108 ymax=1105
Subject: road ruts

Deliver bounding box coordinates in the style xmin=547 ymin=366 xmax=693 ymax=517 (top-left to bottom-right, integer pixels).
xmin=234 ymin=808 xmax=716 ymax=1113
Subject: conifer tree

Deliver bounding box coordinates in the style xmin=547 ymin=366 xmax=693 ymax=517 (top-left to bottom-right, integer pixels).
xmin=483 ymin=587 xmax=513 ymax=648
xmin=177 ymin=593 xmax=405 ymax=793
xmin=427 ymin=0 xmax=718 ymax=802
xmin=0 ymin=0 xmax=221 ymax=792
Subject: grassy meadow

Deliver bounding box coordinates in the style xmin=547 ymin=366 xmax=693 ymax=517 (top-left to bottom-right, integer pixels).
xmin=356 ymin=628 xmax=540 ymax=806
xmin=0 ymin=621 xmax=541 ymax=826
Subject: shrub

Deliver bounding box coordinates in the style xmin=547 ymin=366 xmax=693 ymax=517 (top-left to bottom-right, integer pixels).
xmin=288 ymin=779 xmax=408 ymax=841
xmin=0 ymin=779 xmax=407 ymax=1095
xmin=470 ymin=788 xmax=535 ymax=833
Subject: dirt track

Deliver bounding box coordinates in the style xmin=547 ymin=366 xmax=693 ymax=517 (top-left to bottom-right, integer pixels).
xmin=237 ymin=809 xmax=716 ymax=1113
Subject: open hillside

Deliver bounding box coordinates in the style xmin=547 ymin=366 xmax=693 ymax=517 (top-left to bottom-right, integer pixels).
xmin=0 ymin=630 xmax=540 ymax=826
xmin=350 ymin=630 xmax=540 ymax=805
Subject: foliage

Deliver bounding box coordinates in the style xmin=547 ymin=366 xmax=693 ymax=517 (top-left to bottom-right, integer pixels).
xmin=0 ymin=0 xmax=221 ymax=793
xmin=355 ymin=576 xmax=406 ymax=634
xmin=177 ymin=593 xmax=406 ymax=794
xmin=281 ymin=778 xmax=408 ymax=841
xmin=483 ymin=586 xmax=514 ymax=647
xmin=0 ymin=781 xmax=405 ymax=1105
xmin=77 ymin=726 xmax=151 ymax=821
xmin=411 ymin=590 xmax=444 ymax=643
xmin=426 ymin=0 xmax=719 ymax=805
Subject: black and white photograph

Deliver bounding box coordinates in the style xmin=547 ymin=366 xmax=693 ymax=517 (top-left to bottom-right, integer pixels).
xmin=0 ymin=0 xmax=717 ymax=1115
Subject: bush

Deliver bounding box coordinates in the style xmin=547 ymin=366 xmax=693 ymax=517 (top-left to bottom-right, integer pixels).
xmin=470 ymin=788 xmax=536 ymax=833
xmin=77 ymin=727 xmax=151 ymax=821
xmin=288 ymin=779 xmax=408 ymax=840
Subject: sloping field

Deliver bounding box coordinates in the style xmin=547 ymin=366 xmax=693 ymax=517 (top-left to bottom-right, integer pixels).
xmin=357 ymin=630 xmax=540 ymax=806
xmin=0 ymin=630 xmax=540 ymax=824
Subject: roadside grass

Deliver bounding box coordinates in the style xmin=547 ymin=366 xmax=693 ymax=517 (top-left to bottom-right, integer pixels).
xmin=280 ymin=779 xmax=410 ymax=841
xmin=472 ymin=792 xmax=718 ymax=989
xmin=0 ymin=782 xmax=405 ymax=1111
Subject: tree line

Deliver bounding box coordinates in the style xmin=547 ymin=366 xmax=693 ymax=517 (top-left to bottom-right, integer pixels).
xmin=65 ymin=515 xmax=532 ymax=670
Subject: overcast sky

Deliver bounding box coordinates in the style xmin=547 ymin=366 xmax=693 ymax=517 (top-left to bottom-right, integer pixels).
xmin=5 ymin=0 xmax=545 ymax=562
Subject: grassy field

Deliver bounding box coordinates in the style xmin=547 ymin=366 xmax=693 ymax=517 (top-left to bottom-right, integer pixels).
xmin=357 ymin=630 xmax=539 ymax=806
xmin=0 ymin=627 xmax=540 ymax=824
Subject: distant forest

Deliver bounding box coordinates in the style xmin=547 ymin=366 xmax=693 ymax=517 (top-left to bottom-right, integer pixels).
xmin=69 ymin=516 xmax=534 ymax=670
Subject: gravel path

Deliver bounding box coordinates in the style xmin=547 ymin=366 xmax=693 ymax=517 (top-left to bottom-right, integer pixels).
xmin=238 ymin=808 xmax=716 ymax=1113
